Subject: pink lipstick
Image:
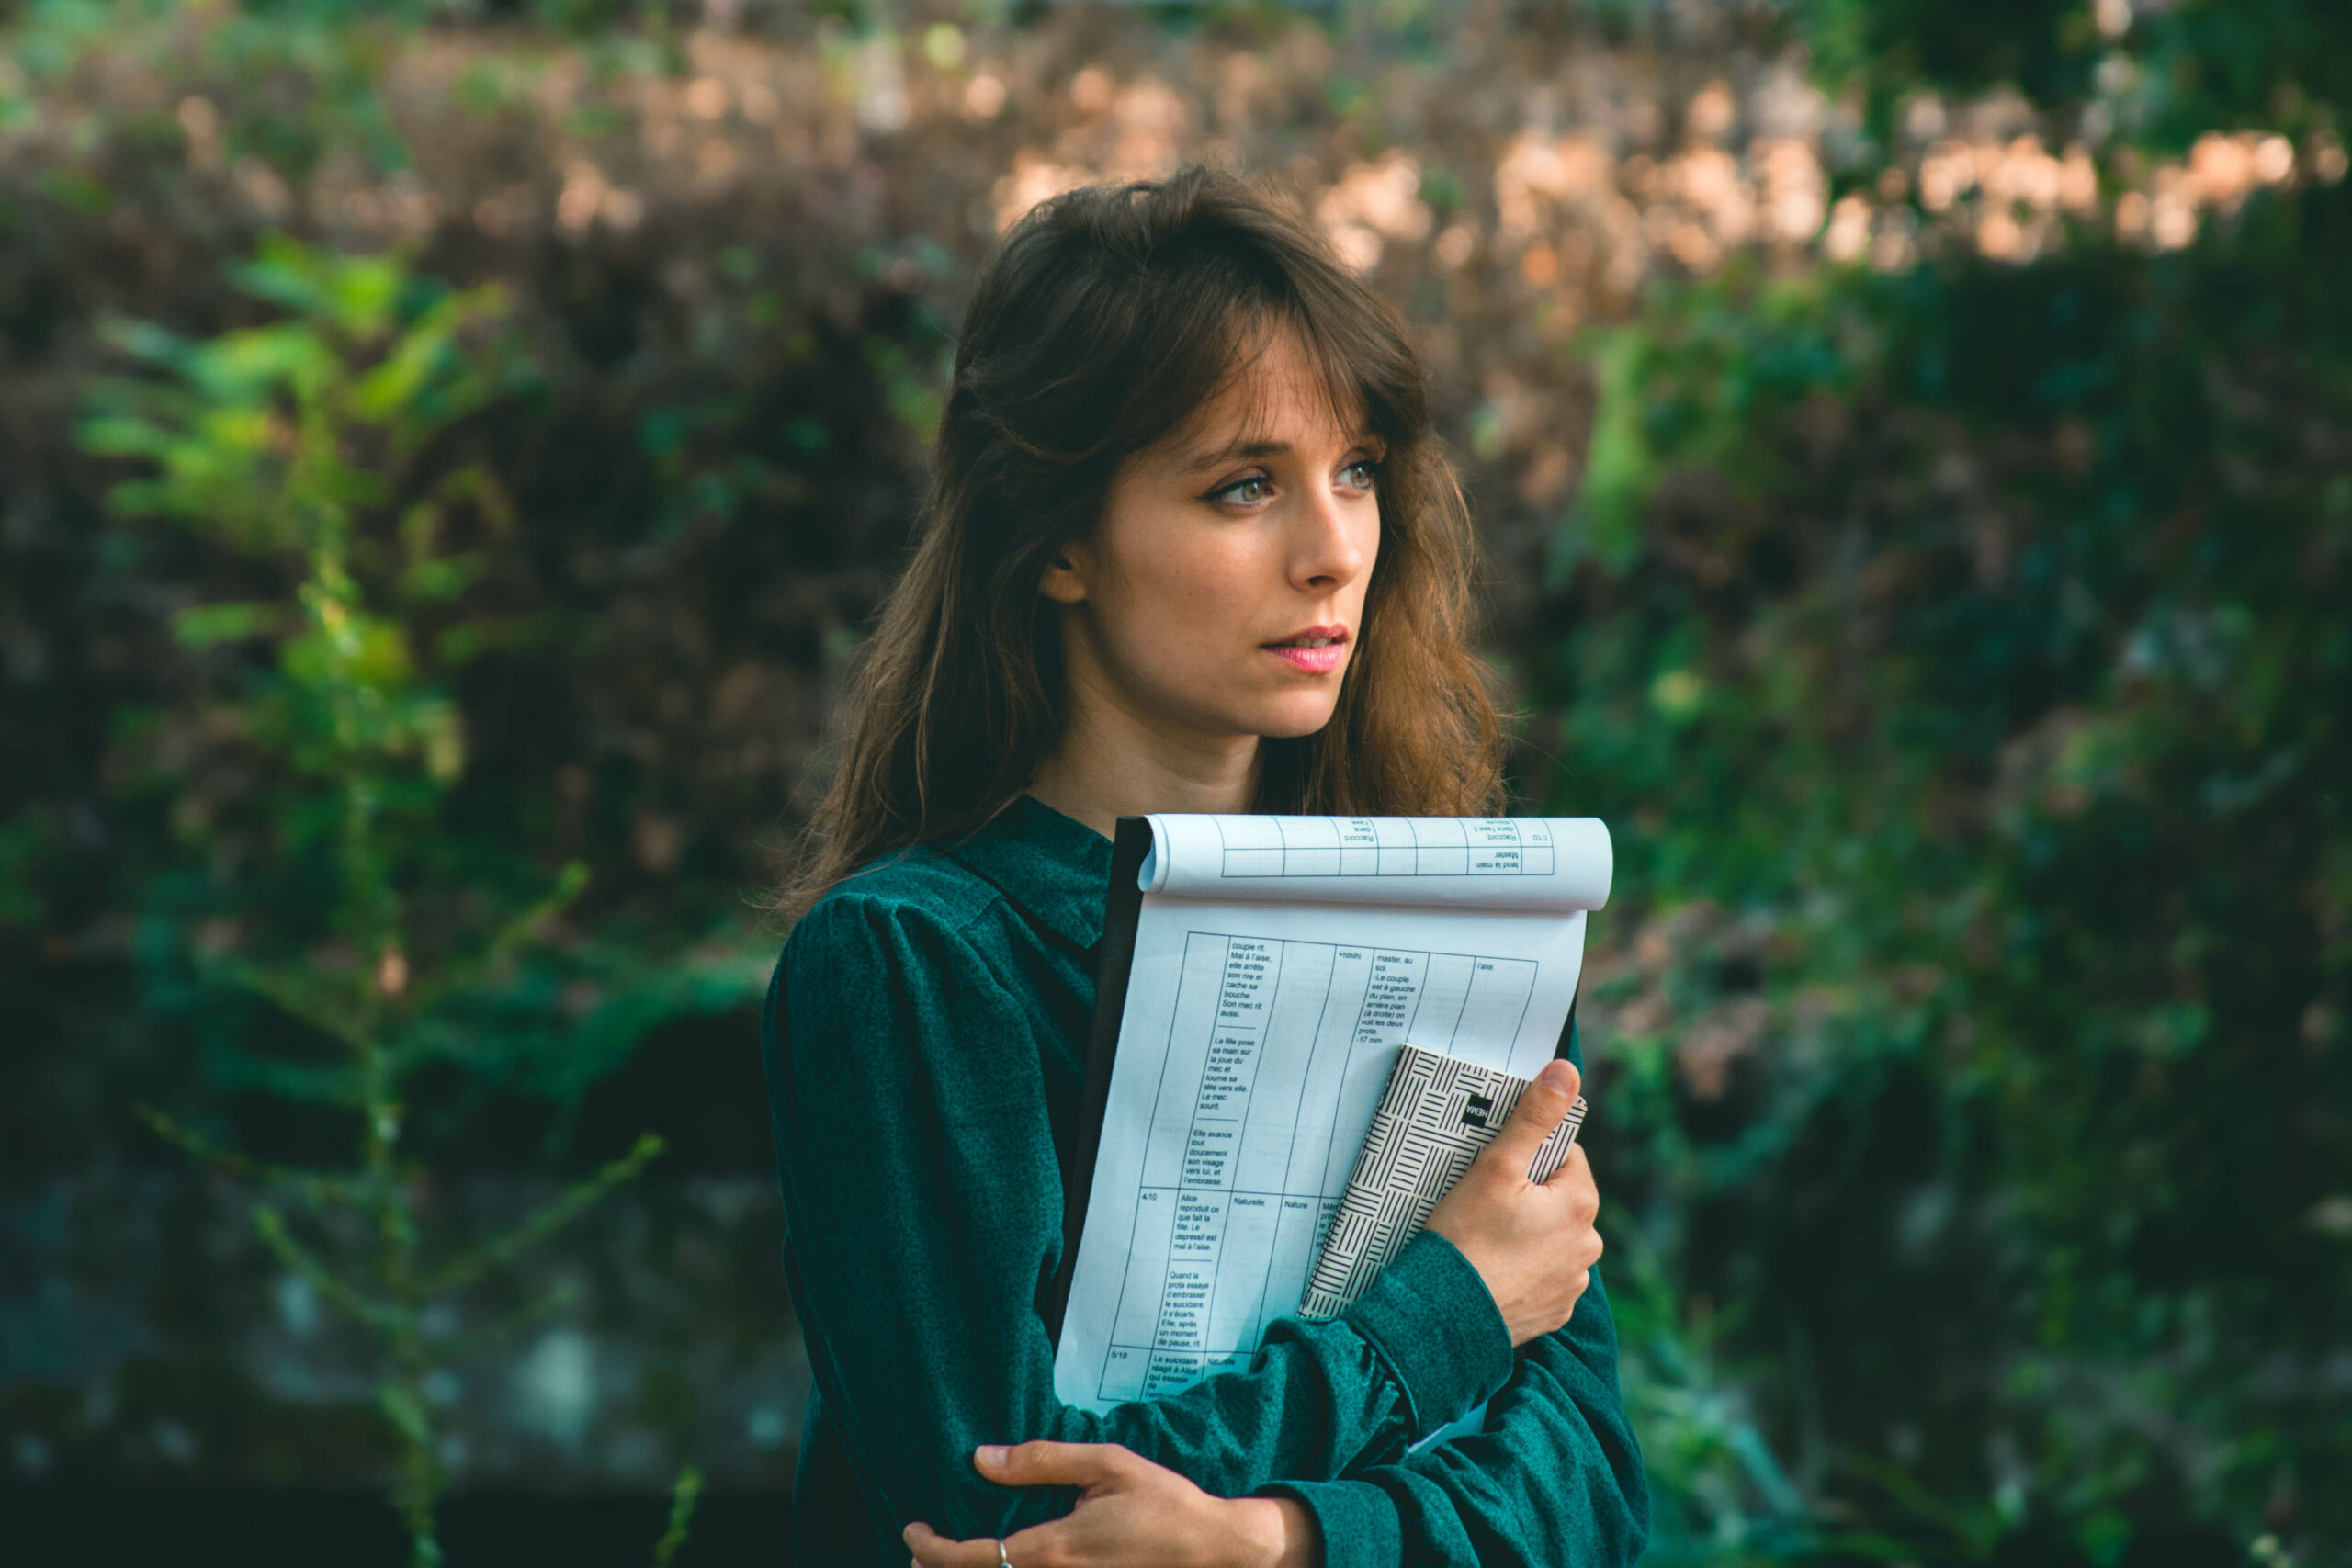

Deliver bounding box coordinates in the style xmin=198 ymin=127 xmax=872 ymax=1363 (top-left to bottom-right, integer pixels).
xmin=1261 ymin=625 xmax=1350 ymax=674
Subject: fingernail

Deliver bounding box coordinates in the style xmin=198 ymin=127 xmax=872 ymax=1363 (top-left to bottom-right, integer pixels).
xmin=1538 ymin=1060 xmax=1574 ymax=1090
xmin=976 ymin=1443 xmax=1008 ymax=1468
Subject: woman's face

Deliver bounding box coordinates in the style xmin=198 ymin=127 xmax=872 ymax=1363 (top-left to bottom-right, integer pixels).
xmin=1043 ymin=330 xmax=1384 ymax=750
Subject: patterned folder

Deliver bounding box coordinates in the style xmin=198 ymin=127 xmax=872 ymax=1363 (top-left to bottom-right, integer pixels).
xmin=1299 ymin=1044 xmax=1587 ymax=1321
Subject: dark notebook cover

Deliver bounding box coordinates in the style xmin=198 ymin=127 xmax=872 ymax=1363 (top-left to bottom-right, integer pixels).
xmin=1044 ymin=815 xmax=1153 ymax=1344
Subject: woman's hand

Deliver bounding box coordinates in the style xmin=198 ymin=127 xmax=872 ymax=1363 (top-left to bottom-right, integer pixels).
xmin=1424 ymin=1056 xmax=1603 ymax=1346
xmin=903 ymin=1442 xmax=1317 ymax=1568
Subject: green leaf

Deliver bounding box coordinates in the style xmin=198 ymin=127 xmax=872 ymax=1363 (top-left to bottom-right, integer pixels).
xmin=37 ymin=167 xmax=110 ymax=214
xmin=172 ymin=602 xmax=286 ymax=648
xmin=377 ymin=1382 xmax=431 ymax=1447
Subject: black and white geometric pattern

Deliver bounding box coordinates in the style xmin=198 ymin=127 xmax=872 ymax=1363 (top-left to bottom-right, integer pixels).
xmin=1299 ymin=1044 xmax=1587 ymax=1321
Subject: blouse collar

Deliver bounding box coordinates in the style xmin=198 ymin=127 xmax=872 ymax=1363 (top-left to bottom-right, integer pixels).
xmin=941 ymin=793 xmax=1115 ymax=953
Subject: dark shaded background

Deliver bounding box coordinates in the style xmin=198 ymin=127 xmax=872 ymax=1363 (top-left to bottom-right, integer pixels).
xmin=3 ymin=1 xmax=2346 ymax=1563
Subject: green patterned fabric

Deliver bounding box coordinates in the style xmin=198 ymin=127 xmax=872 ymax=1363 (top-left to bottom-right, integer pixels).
xmin=760 ymin=793 xmax=1649 ymax=1565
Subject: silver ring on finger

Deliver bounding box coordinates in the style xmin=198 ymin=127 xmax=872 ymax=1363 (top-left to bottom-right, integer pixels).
xmin=997 ymin=1540 xmax=1012 ymax=1568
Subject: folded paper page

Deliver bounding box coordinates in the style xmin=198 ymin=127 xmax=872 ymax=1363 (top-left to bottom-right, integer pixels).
xmin=1051 ymin=814 xmax=1611 ymax=1414
xmin=1141 ymin=814 xmax=1612 ymax=908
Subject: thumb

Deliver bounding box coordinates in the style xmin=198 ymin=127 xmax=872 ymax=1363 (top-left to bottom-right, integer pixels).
xmin=974 ymin=1439 xmax=1130 ymax=1489
xmin=1477 ymin=1058 xmax=1582 ymax=1179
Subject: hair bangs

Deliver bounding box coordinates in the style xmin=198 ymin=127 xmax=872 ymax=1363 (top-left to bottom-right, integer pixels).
xmin=1149 ymin=293 xmax=1419 ymax=483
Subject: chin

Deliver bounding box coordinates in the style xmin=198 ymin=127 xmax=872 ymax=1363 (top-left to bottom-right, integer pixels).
xmin=1248 ymin=698 xmax=1346 ymax=740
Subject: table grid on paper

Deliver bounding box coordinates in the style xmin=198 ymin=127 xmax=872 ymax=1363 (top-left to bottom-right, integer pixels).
xmin=1090 ymin=931 xmax=1538 ymax=1404
xmin=1212 ymin=815 xmax=1557 ymax=880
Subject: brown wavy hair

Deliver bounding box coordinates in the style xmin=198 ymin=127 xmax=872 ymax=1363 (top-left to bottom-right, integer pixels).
xmin=771 ymin=162 xmax=1505 ymax=923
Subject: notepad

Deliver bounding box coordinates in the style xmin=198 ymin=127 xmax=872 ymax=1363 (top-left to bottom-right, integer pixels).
xmin=1046 ymin=814 xmax=1611 ymax=1414
xmin=1299 ymin=1043 xmax=1587 ymax=1321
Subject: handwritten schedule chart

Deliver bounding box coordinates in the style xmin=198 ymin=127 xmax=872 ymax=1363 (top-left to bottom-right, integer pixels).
xmin=1087 ymin=931 xmax=1536 ymax=1404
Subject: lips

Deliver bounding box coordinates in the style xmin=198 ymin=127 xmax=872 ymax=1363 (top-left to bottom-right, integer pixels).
xmin=1261 ymin=625 xmax=1350 ymax=674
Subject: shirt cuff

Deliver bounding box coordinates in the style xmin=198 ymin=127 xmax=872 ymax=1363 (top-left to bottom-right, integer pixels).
xmin=1340 ymin=1228 xmax=1514 ymax=1435
xmin=1254 ymin=1479 xmax=1399 ymax=1568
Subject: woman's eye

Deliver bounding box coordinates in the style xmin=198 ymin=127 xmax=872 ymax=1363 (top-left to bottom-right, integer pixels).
xmin=1210 ymin=460 xmax=1381 ymax=507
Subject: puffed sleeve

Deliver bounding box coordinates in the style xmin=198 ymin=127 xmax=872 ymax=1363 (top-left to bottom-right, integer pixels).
xmin=1254 ymin=1270 xmax=1650 ymax=1567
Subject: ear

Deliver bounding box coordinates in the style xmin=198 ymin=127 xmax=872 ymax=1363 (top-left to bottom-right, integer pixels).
xmin=1038 ymin=538 xmax=1091 ymax=605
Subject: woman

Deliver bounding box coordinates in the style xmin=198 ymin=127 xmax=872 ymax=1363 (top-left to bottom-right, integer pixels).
xmin=761 ymin=164 xmax=1648 ymax=1567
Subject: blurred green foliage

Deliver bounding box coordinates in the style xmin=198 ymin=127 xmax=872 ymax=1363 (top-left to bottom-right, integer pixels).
xmin=1549 ymin=6 xmax=2352 ymax=1560
xmin=77 ymin=230 xmax=692 ymax=1562
xmin=1797 ymin=0 xmax=2352 ymax=151
xmin=2 ymin=0 xmax=933 ymax=1506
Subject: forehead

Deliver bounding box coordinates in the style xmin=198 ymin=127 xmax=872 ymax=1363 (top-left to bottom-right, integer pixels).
xmin=1172 ymin=322 xmax=1370 ymax=455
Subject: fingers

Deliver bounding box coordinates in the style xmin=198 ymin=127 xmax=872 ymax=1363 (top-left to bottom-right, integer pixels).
xmin=904 ymin=1444 xmax=1147 ymax=1568
xmin=974 ymin=1439 xmax=1138 ymax=1490
xmin=989 ymin=1511 xmax=1128 ymax=1568
xmin=1479 ymin=1057 xmax=1583 ymax=1178
xmin=1000 ymin=1516 xmax=1080 ymax=1568
xmin=1539 ymin=1138 xmax=1599 ymax=1202
xmin=903 ymin=1520 xmax=1009 ymax=1568
xmin=907 ymin=1510 xmax=1101 ymax=1568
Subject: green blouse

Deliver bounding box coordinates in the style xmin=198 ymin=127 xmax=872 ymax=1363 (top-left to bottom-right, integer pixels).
xmin=760 ymin=794 xmax=1649 ymax=1566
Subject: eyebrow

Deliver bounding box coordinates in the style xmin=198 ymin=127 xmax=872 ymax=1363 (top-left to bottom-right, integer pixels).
xmin=1180 ymin=434 xmax=1385 ymax=473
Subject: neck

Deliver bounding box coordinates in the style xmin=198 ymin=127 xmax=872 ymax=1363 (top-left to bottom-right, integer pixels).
xmin=1027 ymin=660 xmax=1261 ymax=841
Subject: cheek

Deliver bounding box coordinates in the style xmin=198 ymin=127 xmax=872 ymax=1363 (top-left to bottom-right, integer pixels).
xmin=1107 ymin=532 xmax=1261 ymax=643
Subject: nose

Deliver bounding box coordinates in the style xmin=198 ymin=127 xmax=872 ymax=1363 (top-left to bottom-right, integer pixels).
xmin=1290 ymin=475 xmax=1374 ymax=593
